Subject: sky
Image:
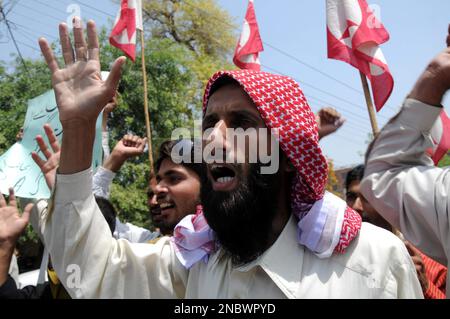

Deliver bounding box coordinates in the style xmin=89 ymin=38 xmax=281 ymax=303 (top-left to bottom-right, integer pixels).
xmin=1 ymin=0 xmax=450 ymax=168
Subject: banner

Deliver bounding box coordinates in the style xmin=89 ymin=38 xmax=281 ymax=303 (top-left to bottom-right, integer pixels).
xmin=0 ymin=73 xmax=108 ymax=199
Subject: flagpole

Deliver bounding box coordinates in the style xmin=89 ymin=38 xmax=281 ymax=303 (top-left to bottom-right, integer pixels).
xmin=359 ymin=71 xmax=380 ymax=137
xmin=140 ymin=30 xmax=155 ymax=176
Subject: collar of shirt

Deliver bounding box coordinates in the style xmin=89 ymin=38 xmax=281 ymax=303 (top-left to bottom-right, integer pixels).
xmin=228 ymin=214 xmax=304 ymax=299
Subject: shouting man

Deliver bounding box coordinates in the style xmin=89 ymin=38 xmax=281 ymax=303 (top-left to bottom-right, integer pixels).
xmin=26 ymin=18 xmax=422 ymax=298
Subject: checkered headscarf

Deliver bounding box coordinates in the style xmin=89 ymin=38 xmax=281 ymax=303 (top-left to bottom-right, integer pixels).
xmin=202 ymin=70 xmax=361 ymax=257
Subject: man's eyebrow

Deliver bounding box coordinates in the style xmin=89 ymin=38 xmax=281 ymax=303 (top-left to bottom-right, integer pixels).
xmin=229 ymin=109 xmax=261 ymax=122
xmin=203 ymin=113 xmax=219 ymax=123
xmin=162 ymin=169 xmax=186 ymax=178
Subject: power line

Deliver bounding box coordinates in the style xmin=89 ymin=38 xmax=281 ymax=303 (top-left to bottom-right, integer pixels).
xmin=73 ymin=0 xmax=115 ymax=18
xmin=15 ymin=38 xmax=40 ymax=52
xmin=9 ymin=10 xmax=59 ymax=33
xmin=0 ymin=2 xmax=28 ymax=73
xmin=8 ymin=19 xmax=57 ymax=40
xmin=261 ymin=63 xmax=391 ymax=122
xmin=15 ymin=1 xmax=63 ymax=22
xmin=182 ymin=0 xmax=398 ymax=113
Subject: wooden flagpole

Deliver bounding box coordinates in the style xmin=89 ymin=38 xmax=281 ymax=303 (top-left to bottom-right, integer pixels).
xmin=359 ymin=71 xmax=380 ymax=137
xmin=140 ymin=30 xmax=155 ymax=176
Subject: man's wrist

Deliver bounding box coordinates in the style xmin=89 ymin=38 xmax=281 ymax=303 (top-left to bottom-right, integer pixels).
xmin=59 ymin=120 xmax=97 ymax=174
xmin=409 ymin=73 xmax=446 ymax=107
xmin=103 ymin=151 xmax=126 ymax=173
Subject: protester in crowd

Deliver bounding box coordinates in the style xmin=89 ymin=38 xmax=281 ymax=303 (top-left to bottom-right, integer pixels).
xmin=0 ymin=194 xmax=117 ymax=299
xmin=347 ymin=165 xmax=447 ymax=299
xmin=31 ymin=125 xmax=157 ymax=243
xmin=28 ymin=18 xmax=423 ymax=298
xmin=150 ymin=139 xmax=205 ymax=237
xmin=361 ymin=26 xmax=450 ymax=296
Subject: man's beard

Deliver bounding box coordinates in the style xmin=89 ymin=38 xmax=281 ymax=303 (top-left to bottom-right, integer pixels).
xmin=202 ymin=163 xmax=282 ymax=265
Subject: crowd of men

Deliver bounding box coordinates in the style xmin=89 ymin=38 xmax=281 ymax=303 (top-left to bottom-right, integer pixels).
xmin=0 ymin=18 xmax=450 ymax=299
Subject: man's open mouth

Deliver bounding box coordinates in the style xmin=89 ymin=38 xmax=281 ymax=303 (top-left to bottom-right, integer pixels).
xmin=209 ymin=164 xmax=238 ymax=191
xmin=159 ymin=202 xmax=176 ymax=212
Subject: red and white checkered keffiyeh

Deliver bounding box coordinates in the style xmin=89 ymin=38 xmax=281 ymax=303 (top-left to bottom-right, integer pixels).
xmin=203 ymin=70 xmax=361 ymax=257
xmin=172 ymin=70 xmax=362 ymax=268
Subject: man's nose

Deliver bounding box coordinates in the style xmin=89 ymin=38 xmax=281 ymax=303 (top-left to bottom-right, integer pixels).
xmin=204 ymin=120 xmax=229 ymax=159
xmin=148 ymin=194 xmax=158 ymax=207
xmin=154 ymin=182 xmax=169 ymax=196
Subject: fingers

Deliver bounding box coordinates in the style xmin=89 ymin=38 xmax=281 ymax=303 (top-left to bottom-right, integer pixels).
xmin=31 ymin=151 xmax=46 ymax=171
xmin=8 ymin=188 xmax=16 ymax=208
xmin=87 ymin=20 xmax=100 ymax=62
xmin=404 ymin=241 xmax=420 ymax=257
xmin=43 ymin=124 xmax=60 ymax=153
xmin=59 ymin=23 xmax=75 ymax=66
xmin=447 ymin=23 xmax=450 ymax=48
xmin=122 ymin=135 xmax=146 ymax=154
xmin=123 ymin=134 xmax=137 ymax=146
xmin=73 ymin=17 xmax=88 ymax=62
xmin=0 ymin=192 xmax=6 ymax=208
xmin=35 ymin=135 xmax=53 ymax=160
xmin=104 ymin=57 xmax=126 ymax=96
xmin=21 ymin=203 xmax=34 ymax=224
xmin=39 ymin=38 xmax=59 ymax=74
xmin=139 ymin=138 xmax=148 ymax=152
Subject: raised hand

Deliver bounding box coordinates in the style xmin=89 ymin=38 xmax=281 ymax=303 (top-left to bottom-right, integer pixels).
xmin=103 ymin=135 xmax=148 ymax=173
xmin=31 ymin=124 xmax=61 ymax=190
xmin=410 ymin=24 xmax=450 ymax=106
xmin=38 ymin=17 xmax=126 ymax=126
xmin=316 ymin=107 xmax=345 ymax=140
xmin=39 ymin=18 xmax=126 ymax=174
xmin=0 ymin=189 xmax=33 ymax=247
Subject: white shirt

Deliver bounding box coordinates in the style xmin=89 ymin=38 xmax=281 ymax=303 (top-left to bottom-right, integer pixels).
xmin=92 ymin=166 xmax=158 ymax=243
xmin=361 ymin=98 xmax=450 ymax=296
xmin=34 ymin=168 xmax=422 ymax=299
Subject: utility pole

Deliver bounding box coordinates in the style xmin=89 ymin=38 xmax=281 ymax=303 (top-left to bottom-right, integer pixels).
xmin=0 ymin=0 xmax=29 ymax=73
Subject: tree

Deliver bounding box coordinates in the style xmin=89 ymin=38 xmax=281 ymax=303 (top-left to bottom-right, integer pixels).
xmin=142 ymin=0 xmax=237 ymax=106
xmin=326 ymin=159 xmax=343 ymax=198
xmin=1 ymin=0 xmax=237 ymax=237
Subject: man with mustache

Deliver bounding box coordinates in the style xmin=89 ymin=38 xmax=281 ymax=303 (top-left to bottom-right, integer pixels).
xmin=28 ymin=18 xmax=422 ymax=298
xmin=147 ymin=139 xmax=204 ymax=238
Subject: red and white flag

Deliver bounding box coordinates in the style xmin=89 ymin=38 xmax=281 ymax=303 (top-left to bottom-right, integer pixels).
xmin=327 ymin=0 xmax=393 ymax=111
xmin=109 ymin=0 xmax=143 ymax=62
xmin=427 ymin=111 xmax=450 ymax=165
xmin=233 ymin=0 xmax=264 ymax=71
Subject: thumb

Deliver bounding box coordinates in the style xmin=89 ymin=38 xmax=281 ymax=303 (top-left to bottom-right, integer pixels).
xmin=104 ymin=56 xmax=126 ymax=96
xmin=139 ymin=138 xmax=148 ymax=152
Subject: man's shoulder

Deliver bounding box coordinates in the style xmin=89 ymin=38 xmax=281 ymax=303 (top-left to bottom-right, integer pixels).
xmin=339 ymin=222 xmax=410 ymax=271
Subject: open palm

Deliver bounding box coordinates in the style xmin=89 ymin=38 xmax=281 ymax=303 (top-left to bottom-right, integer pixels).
xmin=39 ymin=18 xmax=125 ymax=125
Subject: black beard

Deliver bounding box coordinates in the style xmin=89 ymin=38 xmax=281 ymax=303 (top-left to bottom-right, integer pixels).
xmin=201 ymin=163 xmax=281 ymax=266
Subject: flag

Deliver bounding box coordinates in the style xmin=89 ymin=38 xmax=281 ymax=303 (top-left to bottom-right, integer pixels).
xmin=427 ymin=110 xmax=450 ymax=165
xmin=327 ymin=0 xmax=393 ymax=111
xmin=233 ymin=0 xmax=264 ymax=71
xmin=109 ymin=0 xmax=143 ymax=62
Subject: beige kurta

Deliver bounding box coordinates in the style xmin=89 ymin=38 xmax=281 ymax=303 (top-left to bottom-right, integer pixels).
xmin=361 ymin=98 xmax=450 ymax=296
xmin=33 ymin=169 xmax=422 ymax=299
